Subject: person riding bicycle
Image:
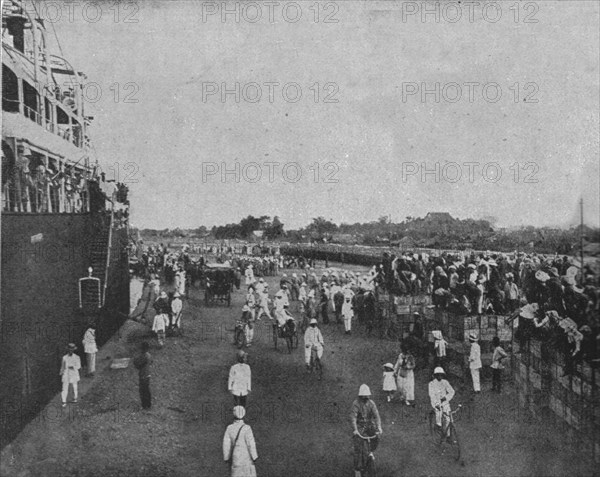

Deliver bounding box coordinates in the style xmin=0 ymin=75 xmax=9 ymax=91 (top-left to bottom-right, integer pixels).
xmin=351 ymin=384 xmax=382 ymax=477
xmin=303 ymin=318 xmax=324 ymax=369
xmin=428 ymin=367 xmax=455 ymax=429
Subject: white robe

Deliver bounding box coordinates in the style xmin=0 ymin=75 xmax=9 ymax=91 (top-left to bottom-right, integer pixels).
xmin=341 ymin=300 xmax=353 ymax=319
xmin=152 ymin=313 xmax=168 ymax=332
xmin=304 ymin=327 xmax=324 ymax=363
xmin=60 ymin=353 xmax=81 ymax=384
xmin=223 ymin=421 xmax=258 ymax=477
xmin=82 ymin=329 xmax=98 ymax=354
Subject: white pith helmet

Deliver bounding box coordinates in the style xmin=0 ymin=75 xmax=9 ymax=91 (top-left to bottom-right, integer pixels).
xmin=358 ymin=384 xmax=371 ymax=396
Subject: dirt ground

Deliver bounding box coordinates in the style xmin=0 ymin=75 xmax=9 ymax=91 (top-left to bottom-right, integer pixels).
xmin=1 ymin=265 xmax=597 ymax=477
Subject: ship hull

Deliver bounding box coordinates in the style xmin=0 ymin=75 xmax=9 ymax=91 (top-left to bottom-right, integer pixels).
xmin=0 ymin=213 xmax=130 ymax=448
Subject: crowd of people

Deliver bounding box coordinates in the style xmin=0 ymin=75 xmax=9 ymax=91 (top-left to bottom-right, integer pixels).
xmin=236 ymin=264 xmax=383 ymax=346
xmin=365 ymin=249 xmax=599 ymax=372
xmin=376 ymin=251 xmax=598 ymax=316
xmin=513 ymin=266 xmax=600 ymax=372
xmin=121 ymin=242 xmax=599 ymax=475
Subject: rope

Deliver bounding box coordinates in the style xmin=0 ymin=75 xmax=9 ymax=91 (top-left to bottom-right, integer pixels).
xmin=40 ymin=0 xmax=65 ymax=59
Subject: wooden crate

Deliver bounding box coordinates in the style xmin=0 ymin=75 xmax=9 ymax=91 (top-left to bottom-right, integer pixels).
xmin=572 ymin=375 xmax=582 ymax=396
xmin=530 ymin=340 xmax=541 ymax=358
xmin=582 ymin=380 xmax=593 ymax=400
xmin=582 ymin=363 xmax=593 ymax=382
xmin=530 ymin=370 xmax=542 ymax=390
xmin=549 ymin=395 xmax=564 ymax=417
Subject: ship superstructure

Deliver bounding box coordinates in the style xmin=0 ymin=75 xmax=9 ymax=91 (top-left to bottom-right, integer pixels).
xmin=1 ymin=0 xmax=130 ymax=448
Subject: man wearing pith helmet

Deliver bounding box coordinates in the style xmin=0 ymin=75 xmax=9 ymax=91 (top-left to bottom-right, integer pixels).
xmin=228 ymin=351 xmax=251 ymax=407
xmin=428 ymin=367 xmax=455 ymax=428
xmin=303 ymin=318 xmax=324 ymax=368
xmin=222 ymin=405 xmax=258 ymax=477
xmin=350 ymin=384 xmax=382 ymax=477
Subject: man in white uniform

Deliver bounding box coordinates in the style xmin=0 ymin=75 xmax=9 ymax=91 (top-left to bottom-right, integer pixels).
xmin=274 ymin=288 xmax=290 ymax=327
xmin=60 ymin=343 xmax=81 ymax=407
xmin=342 ymin=294 xmax=354 ymax=334
xmin=171 ymin=292 xmax=183 ymax=330
xmin=468 ymin=333 xmax=482 ymax=392
xmin=223 ymin=406 xmax=258 ymax=477
xmin=244 ymin=265 xmax=255 ymax=286
xmin=175 ymin=267 xmax=186 ymax=296
xmin=428 ymin=367 xmax=455 ymax=427
xmin=303 ymin=318 xmax=324 ymax=368
xmin=228 ymin=351 xmax=251 ymax=407
xmin=257 ymin=286 xmax=271 ymax=320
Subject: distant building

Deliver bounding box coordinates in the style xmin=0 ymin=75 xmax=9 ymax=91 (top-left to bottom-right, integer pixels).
xmin=397 ymin=236 xmax=416 ymax=248
xmin=424 ymin=212 xmax=454 ymax=223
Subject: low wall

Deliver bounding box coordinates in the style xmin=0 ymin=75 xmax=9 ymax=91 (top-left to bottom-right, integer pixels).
xmin=512 ymin=339 xmax=600 ymax=463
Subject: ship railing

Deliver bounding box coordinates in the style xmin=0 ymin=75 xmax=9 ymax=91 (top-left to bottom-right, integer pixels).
xmin=23 ymin=104 xmax=42 ymax=125
xmin=57 ymin=125 xmax=72 ymax=141
xmin=3 ymin=93 xmax=84 ymax=147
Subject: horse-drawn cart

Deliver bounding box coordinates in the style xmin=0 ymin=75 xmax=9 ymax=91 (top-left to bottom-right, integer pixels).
xmin=204 ymin=264 xmax=234 ymax=306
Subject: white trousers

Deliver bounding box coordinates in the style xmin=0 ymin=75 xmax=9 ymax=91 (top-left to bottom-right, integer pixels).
xmin=61 ymin=381 xmax=78 ymax=403
xmin=434 ymin=401 xmax=451 ymax=427
xmin=304 ymin=344 xmax=323 ymax=364
xmin=471 ymin=368 xmax=481 ymax=391
xmin=245 ymin=325 xmax=254 ymax=344
xmin=343 ymin=315 xmax=352 ymax=331
xmin=476 ymin=285 xmax=484 ymax=314
xmin=258 ymin=305 xmax=271 ymax=319
xmin=397 ymin=371 xmax=415 ymax=401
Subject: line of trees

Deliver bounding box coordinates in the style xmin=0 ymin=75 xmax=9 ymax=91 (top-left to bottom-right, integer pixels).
xmin=211 ymin=215 xmax=284 ymax=240
xmin=134 ymin=214 xmax=600 ymax=255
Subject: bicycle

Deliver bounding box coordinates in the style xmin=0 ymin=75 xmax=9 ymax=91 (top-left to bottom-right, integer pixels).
xmin=355 ymin=431 xmax=378 ymax=477
xmin=307 ymin=345 xmax=323 ymax=380
xmin=428 ymin=404 xmax=462 ymax=461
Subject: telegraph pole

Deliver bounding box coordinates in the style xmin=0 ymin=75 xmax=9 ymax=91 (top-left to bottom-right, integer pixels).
xmin=580 ymin=198 xmax=585 ymax=285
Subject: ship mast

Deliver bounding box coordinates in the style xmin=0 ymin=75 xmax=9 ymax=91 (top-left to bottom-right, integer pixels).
xmin=579 ymin=198 xmax=584 ymax=285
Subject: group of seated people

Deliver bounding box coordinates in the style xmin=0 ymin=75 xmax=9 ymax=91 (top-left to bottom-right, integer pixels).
xmin=377 ymin=251 xmax=598 ymax=317
xmin=513 ymin=265 xmax=600 ymax=370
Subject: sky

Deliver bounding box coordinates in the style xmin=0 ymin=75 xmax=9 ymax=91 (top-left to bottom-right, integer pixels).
xmin=33 ymin=0 xmax=600 ymax=230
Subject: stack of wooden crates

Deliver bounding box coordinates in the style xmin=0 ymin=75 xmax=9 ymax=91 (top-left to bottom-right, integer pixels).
xmin=512 ymin=338 xmax=600 ymax=463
